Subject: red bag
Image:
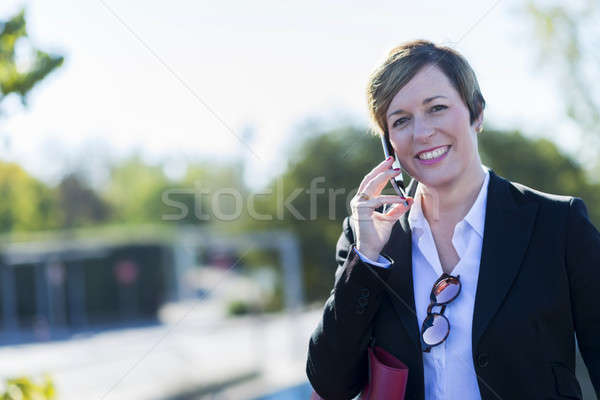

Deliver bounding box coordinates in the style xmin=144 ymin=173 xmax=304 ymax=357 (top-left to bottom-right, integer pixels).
xmin=311 ymin=346 xmax=408 ymax=399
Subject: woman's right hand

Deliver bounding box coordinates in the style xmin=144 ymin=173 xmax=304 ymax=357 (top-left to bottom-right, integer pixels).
xmin=350 ymin=157 xmax=414 ymax=260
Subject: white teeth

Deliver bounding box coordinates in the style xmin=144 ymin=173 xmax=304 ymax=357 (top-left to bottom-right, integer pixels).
xmin=418 ymin=146 xmax=449 ymax=160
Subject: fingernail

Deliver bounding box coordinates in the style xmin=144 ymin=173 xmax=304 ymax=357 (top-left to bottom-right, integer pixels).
xmin=386 ymin=156 xmax=393 ymax=161
xmin=393 ymin=168 xmax=401 ymax=171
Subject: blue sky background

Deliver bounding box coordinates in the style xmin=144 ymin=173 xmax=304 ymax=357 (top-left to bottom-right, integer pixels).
xmin=0 ymin=0 xmax=575 ymax=190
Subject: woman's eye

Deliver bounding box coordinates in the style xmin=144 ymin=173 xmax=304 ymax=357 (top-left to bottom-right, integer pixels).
xmin=392 ymin=117 xmax=408 ymax=128
xmin=431 ymin=104 xmax=447 ymax=112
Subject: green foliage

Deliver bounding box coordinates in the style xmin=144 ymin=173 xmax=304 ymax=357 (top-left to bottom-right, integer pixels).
xmin=100 ymin=156 xmax=247 ymax=226
xmin=181 ymin=159 xmax=248 ymax=229
xmin=0 ymin=375 xmax=56 ymax=400
xmin=57 ymin=173 xmax=111 ymax=228
xmin=0 ymin=154 xmax=251 ymax=233
xmin=0 ymin=9 xmax=66 ymax=233
xmin=245 ymin=125 xmax=392 ymax=301
xmin=226 ymin=300 xmax=256 ymax=316
xmin=102 ymin=155 xmax=170 ymax=224
xmin=0 ymin=9 xmax=64 ymax=112
xmin=0 ymin=161 xmax=60 ymax=233
xmin=479 ymin=129 xmax=600 ymax=224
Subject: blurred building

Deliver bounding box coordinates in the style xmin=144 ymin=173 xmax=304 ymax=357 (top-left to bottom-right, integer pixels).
xmin=0 ymin=230 xmax=183 ymax=342
xmin=0 ymin=226 xmax=303 ymax=346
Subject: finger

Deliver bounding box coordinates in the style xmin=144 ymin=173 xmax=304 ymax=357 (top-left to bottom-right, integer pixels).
xmin=374 ymin=197 xmax=414 ymax=221
xmin=362 ymin=168 xmax=402 ymax=198
xmin=357 ymin=157 xmax=395 ymax=193
xmin=353 ymin=194 xmax=406 ymax=207
xmin=384 ymin=197 xmax=414 ymax=218
xmin=353 ymin=195 xmax=409 ymax=214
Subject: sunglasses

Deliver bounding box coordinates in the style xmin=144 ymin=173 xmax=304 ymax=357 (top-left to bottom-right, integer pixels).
xmin=420 ymin=273 xmax=462 ymax=353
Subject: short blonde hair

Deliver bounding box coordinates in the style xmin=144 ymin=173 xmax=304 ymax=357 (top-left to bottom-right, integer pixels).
xmin=366 ymin=40 xmax=486 ymax=138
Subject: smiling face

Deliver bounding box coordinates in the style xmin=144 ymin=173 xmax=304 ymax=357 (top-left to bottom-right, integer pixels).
xmin=386 ymin=64 xmax=483 ymax=190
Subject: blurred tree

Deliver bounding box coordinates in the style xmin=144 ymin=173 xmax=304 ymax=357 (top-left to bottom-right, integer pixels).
xmin=0 ymin=375 xmax=55 ymax=400
xmin=0 ymin=9 xmax=64 ymax=113
xmin=478 ymin=128 xmax=600 ymax=224
xmin=57 ymin=173 xmax=111 ymax=228
xmin=182 ymin=159 xmax=249 ymax=228
xmin=101 ymin=156 xmax=247 ymax=226
xmin=0 ymin=161 xmax=59 ymax=233
xmin=0 ymin=10 xmax=65 ymax=234
xmin=102 ymin=155 xmax=171 ymax=224
xmin=246 ymin=125 xmax=600 ymax=301
xmin=523 ymin=0 xmax=600 ymax=178
xmin=246 ymin=125 xmax=386 ymax=301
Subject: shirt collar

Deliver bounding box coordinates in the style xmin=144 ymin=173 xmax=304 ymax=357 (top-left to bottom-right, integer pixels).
xmin=407 ymin=185 xmax=427 ymax=238
xmin=408 ymin=165 xmax=490 ymax=239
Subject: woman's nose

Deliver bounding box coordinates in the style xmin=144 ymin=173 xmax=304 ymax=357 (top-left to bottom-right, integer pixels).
xmin=413 ymin=117 xmax=435 ymax=141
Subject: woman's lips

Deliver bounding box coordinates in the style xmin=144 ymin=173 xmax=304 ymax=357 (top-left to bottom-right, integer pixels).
xmin=416 ymin=145 xmax=451 ymax=165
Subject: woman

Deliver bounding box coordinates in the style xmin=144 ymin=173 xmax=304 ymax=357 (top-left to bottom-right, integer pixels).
xmin=306 ymin=40 xmax=600 ymax=400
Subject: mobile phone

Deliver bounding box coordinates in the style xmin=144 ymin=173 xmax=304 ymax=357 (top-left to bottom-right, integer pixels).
xmin=379 ymin=134 xmax=407 ymax=199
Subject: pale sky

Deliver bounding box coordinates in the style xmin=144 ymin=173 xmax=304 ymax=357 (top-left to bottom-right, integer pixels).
xmin=0 ymin=0 xmax=576 ymax=190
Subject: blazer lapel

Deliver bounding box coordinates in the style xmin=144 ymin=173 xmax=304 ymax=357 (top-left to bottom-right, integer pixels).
xmin=471 ymin=169 xmax=539 ymax=350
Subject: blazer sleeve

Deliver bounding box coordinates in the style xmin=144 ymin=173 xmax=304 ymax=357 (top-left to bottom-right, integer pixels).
xmin=306 ymin=215 xmax=394 ymax=400
xmin=566 ymin=197 xmax=600 ymax=397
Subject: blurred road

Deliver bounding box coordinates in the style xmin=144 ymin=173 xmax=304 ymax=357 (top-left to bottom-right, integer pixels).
xmin=0 ymin=301 xmax=322 ymax=400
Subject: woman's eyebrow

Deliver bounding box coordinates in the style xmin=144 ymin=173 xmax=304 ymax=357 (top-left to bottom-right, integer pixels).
xmin=387 ymin=95 xmax=448 ymax=119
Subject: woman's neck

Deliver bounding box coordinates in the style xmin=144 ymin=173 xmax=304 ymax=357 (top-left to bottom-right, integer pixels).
xmin=418 ymin=163 xmax=487 ymax=225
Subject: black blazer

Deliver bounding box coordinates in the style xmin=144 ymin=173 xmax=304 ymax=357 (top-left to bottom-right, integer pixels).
xmin=307 ymin=169 xmax=600 ymax=400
